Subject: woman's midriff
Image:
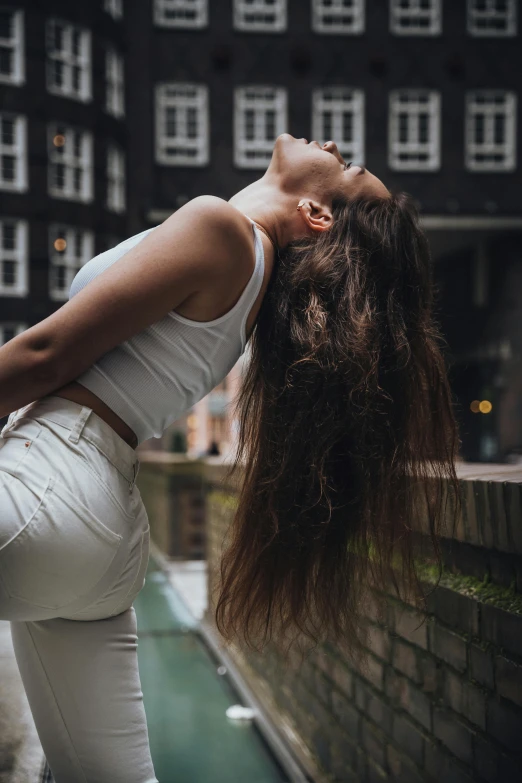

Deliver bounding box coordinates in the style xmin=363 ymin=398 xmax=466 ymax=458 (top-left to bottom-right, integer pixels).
xmin=41 ymin=382 xmax=139 ymax=449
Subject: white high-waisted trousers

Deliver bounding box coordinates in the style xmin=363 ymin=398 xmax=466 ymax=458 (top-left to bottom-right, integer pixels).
xmin=0 ymin=395 xmax=158 ymax=782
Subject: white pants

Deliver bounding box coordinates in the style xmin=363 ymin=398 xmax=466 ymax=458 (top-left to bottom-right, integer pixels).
xmin=0 ymin=396 xmax=158 ymax=782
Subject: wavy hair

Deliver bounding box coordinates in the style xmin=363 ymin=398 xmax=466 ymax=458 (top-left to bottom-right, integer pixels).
xmin=213 ymin=191 xmax=462 ymax=663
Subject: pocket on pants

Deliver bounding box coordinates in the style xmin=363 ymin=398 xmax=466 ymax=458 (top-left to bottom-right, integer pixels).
xmin=0 ymin=415 xmax=45 ymax=479
xmin=0 ymin=474 xmax=123 ymax=610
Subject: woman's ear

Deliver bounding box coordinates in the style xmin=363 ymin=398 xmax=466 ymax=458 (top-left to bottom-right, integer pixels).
xmin=297 ymin=199 xmax=334 ymax=234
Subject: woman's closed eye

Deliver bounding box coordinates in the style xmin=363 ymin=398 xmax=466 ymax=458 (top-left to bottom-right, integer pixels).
xmin=344 ymin=161 xmax=353 ymax=170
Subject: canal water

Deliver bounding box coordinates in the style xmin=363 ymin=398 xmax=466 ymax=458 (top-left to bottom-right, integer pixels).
xmin=134 ymin=555 xmax=289 ymax=783
xmin=40 ymin=555 xmax=290 ymax=782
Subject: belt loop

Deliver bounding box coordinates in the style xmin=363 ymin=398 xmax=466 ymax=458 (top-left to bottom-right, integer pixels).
xmin=68 ymin=406 xmax=92 ymax=444
xmin=1 ymin=408 xmax=20 ymax=436
xmin=129 ymin=459 xmax=140 ymax=493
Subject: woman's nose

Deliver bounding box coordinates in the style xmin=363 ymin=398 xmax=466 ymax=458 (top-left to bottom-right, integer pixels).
xmin=322 ymin=140 xmax=343 ymax=162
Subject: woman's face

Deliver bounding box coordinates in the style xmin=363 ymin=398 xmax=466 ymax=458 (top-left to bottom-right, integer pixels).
xmin=269 ymin=133 xmax=390 ymax=202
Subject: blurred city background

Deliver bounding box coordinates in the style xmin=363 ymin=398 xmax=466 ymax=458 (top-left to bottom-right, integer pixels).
xmin=1 ymin=2 xmax=521 ymax=782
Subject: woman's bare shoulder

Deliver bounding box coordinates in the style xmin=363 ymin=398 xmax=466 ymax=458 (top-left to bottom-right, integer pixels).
xmin=176 ymin=194 xmax=256 ymax=271
xmin=184 ymin=195 xmax=253 ymax=237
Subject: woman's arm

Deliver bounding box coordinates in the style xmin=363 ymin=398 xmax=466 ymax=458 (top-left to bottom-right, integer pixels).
xmin=0 ymin=333 xmax=59 ymax=421
xmin=0 ymin=195 xmax=244 ymax=420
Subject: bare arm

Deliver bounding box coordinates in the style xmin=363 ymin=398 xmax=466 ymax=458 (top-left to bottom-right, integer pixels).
xmin=0 ymin=337 xmax=59 ymax=422
xmin=0 ymin=196 xmax=243 ymax=420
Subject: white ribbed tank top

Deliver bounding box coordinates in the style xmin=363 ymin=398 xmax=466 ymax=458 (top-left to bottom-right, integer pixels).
xmin=69 ymin=217 xmax=265 ymax=445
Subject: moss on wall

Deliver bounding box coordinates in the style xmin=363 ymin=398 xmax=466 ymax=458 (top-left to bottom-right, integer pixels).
xmin=415 ymin=559 xmax=522 ymax=614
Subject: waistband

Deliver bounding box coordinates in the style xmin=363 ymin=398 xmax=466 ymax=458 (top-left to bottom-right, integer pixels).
xmin=4 ymin=396 xmax=140 ymax=488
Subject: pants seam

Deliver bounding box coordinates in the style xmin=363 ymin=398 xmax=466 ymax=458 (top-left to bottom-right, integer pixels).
xmin=108 ymin=530 xmax=146 ymax=618
xmin=22 ymin=621 xmax=89 ymax=783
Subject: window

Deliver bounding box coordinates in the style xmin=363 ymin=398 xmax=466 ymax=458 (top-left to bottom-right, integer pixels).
xmin=389 ymin=90 xmax=441 ymax=170
xmin=233 ymin=0 xmax=287 ymax=32
xmin=234 ymin=85 xmax=287 ymax=168
xmin=47 ymin=123 xmax=93 ymax=202
xmin=0 ymin=113 xmax=27 ymax=191
xmin=155 ymin=83 xmax=209 ymax=166
xmin=105 ymin=47 xmax=125 ymax=118
xmin=103 ymin=0 xmax=123 ymax=19
xmin=0 ymin=7 xmax=24 ymax=85
xmin=46 ymin=19 xmax=91 ymax=102
xmin=311 ymin=0 xmax=365 ymax=34
xmin=312 ymin=87 xmax=365 ymax=165
xmin=0 ymin=322 xmax=27 ymax=344
xmin=154 ymin=0 xmax=208 ymax=28
xmin=0 ymin=218 xmax=28 ymax=296
xmin=467 ymin=0 xmax=517 ymax=36
xmin=465 ymin=91 xmax=516 ymax=171
xmin=48 ymin=224 xmax=94 ymax=301
xmin=390 ymin=0 xmax=442 ymax=35
xmin=107 ymin=144 xmax=126 ymax=213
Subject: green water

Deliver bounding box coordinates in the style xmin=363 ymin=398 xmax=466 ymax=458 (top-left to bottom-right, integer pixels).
xmin=134 ymin=558 xmax=289 ymax=783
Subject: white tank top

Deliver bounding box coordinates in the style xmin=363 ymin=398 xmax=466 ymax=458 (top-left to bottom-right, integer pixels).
xmin=69 ymin=217 xmax=265 ymax=445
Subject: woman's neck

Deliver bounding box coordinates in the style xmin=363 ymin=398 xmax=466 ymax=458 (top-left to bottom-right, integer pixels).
xmin=228 ymin=178 xmax=298 ymax=249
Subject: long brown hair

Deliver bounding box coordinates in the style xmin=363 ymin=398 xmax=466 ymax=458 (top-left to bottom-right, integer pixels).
xmin=214 ymin=191 xmax=462 ymax=663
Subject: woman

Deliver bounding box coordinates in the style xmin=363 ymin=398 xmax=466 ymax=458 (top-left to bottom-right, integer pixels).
xmin=0 ymin=134 xmax=461 ymax=781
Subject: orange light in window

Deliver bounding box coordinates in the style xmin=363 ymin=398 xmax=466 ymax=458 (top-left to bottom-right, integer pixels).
xmin=470 ymin=400 xmax=480 ymax=413
xmin=479 ymin=400 xmax=492 ymax=414
xmin=54 ymin=238 xmax=67 ymax=252
xmin=53 ymin=134 xmax=66 ymax=147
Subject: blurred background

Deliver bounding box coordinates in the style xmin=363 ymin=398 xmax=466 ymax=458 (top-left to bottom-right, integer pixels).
xmin=1 ymin=3 xmax=522 ymax=782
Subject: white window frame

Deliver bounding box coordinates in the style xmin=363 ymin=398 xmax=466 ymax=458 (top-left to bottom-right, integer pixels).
xmin=46 ymin=18 xmax=91 ymax=102
xmin=0 ymin=321 xmax=27 ymax=344
xmin=234 ymin=86 xmax=287 ymax=169
xmin=107 ymin=144 xmax=126 ymax=213
xmin=311 ymin=87 xmax=365 ymax=166
xmin=465 ymin=90 xmax=517 ymax=172
xmin=105 ymin=47 xmax=125 ymax=118
xmin=103 ymin=0 xmax=123 ymax=20
xmin=0 ymin=217 xmax=28 ymax=297
xmin=153 ymin=0 xmax=208 ymax=29
xmin=48 ymin=224 xmax=94 ymax=302
xmin=390 ymin=0 xmax=442 ymax=35
xmin=233 ymin=0 xmax=287 ymax=32
xmin=0 ymin=7 xmax=24 ymax=85
xmin=47 ymin=123 xmax=94 ymax=202
xmin=467 ymin=0 xmax=517 ymax=36
xmin=311 ymin=0 xmax=365 ymax=34
xmin=155 ymin=83 xmax=209 ymax=166
xmin=0 ymin=113 xmax=27 ymax=192
xmin=388 ymin=89 xmax=441 ymax=171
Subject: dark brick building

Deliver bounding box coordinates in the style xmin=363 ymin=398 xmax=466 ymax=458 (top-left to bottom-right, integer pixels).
xmin=0 ymin=0 xmax=127 ymax=350
xmin=1 ymin=0 xmax=521 ymax=460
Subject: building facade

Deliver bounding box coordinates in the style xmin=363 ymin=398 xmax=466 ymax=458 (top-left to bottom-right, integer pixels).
xmin=0 ymin=0 xmax=127 ymax=430
xmin=1 ymin=0 xmax=520 ymax=460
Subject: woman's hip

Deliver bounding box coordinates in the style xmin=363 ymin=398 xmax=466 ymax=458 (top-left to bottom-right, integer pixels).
xmin=0 ymin=397 xmax=150 ymax=621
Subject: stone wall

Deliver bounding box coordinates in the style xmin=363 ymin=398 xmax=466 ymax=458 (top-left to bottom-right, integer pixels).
xmin=204 ymin=463 xmax=522 ymax=783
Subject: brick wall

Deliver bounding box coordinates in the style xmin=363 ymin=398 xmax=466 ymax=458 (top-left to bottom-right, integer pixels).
xmin=204 ymin=465 xmax=522 ymax=783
